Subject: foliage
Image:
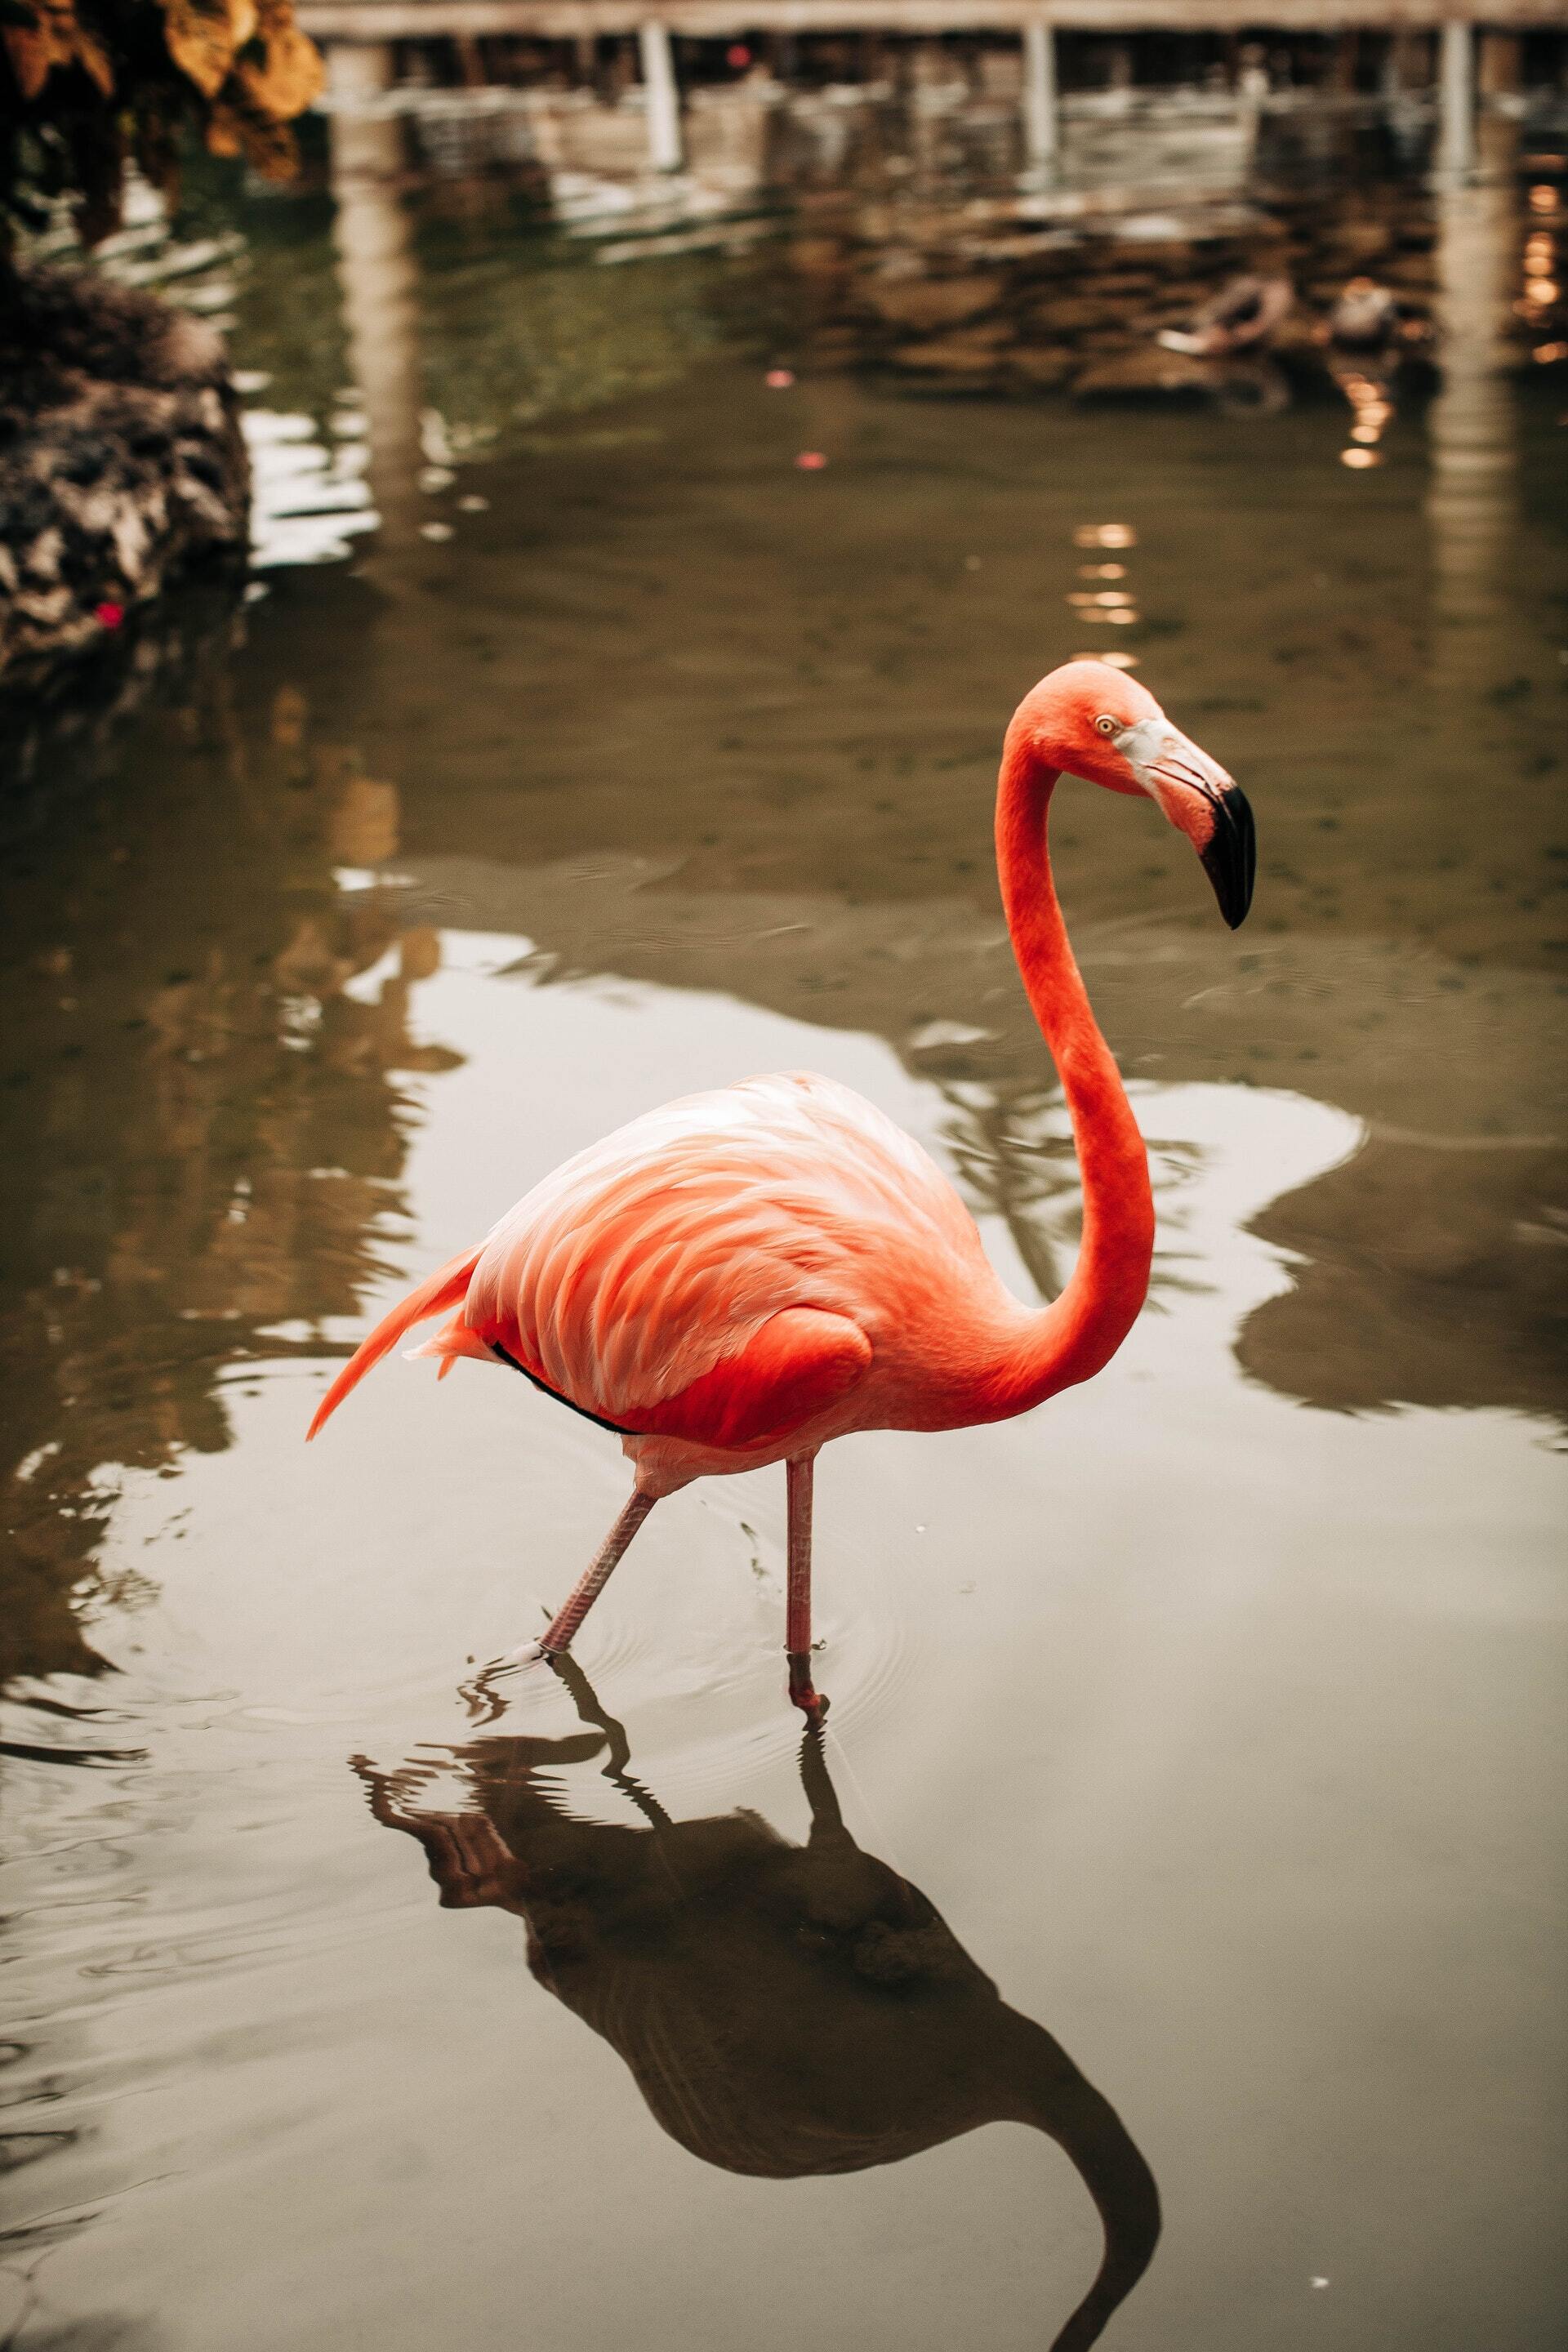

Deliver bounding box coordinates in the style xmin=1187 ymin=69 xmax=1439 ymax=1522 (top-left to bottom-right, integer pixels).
xmin=1 ymin=0 xmax=323 ymax=253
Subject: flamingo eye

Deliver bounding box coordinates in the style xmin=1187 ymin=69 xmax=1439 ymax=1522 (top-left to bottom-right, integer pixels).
xmin=1094 ymin=715 xmax=1118 ymax=737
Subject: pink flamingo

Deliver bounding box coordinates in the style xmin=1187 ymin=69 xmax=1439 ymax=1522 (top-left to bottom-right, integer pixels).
xmin=308 ymin=661 xmax=1254 ymax=1708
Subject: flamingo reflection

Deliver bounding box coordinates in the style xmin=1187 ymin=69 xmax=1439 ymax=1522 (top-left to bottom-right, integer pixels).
xmin=354 ymin=1665 xmax=1159 ymax=2352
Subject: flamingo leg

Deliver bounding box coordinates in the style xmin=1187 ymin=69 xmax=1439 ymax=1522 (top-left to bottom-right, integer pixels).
xmin=535 ymin=1489 xmax=656 ymax=1659
xmin=786 ymin=1454 xmax=824 ymax=1715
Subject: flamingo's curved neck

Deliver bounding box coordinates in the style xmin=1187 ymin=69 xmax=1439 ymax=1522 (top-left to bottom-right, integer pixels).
xmin=982 ymin=731 xmax=1154 ymax=1417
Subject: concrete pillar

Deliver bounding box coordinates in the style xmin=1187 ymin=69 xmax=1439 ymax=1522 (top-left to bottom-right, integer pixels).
xmin=1022 ymin=18 xmax=1058 ymax=170
xmin=1437 ymin=20 xmax=1476 ymax=176
xmin=639 ymin=20 xmax=683 ymax=172
xmin=1428 ymin=113 xmax=1517 ymax=690
xmin=327 ymin=42 xmax=423 ymax=555
xmin=327 ymin=37 xmax=397 ymax=118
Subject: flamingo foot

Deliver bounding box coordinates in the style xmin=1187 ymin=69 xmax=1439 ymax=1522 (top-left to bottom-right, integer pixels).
xmin=786 ymin=1650 xmax=829 ymax=1718
xmin=457 ymin=1638 xmax=552 ymax=1726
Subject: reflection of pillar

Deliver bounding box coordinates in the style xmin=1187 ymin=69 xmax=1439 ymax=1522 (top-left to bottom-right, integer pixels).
xmin=1437 ymin=20 xmax=1476 ymax=176
xmin=327 ymin=42 xmax=423 ymax=555
xmin=1022 ymin=19 xmax=1058 ymax=169
xmin=1478 ymin=33 xmax=1521 ymax=103
xmin=1427 ymin=114 xmax=1517 ymax=692
xmin=639 ymin=22 xmax=683 ymax=172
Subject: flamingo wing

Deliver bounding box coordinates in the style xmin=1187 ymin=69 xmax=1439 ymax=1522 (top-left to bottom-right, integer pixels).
xmin=310 ymin=1071 xmax=984 ymax=1449
xmin=624 ymin=1306 xmax=873 ymax=1452
xmin=468 ymin=1071 xmax=978 ymax=1429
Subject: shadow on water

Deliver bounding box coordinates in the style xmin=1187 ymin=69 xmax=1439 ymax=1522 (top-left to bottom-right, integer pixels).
xmin=356 ymin=1658 xmax=1160 ymax=2352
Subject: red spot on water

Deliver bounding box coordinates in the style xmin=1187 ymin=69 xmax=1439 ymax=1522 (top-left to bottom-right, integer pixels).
xmin=795 ymin=451 xmax=828 ymax=471
xmin=95 ymin=602 xmax=124 ymax=629
xmin=766 ymin=368 xmax=795 ymax=389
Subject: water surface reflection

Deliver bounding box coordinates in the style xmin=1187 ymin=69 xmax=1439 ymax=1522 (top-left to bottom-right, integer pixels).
xmin=360 ymin=1663 xmax=1159 ymax=2352
xmin=2 ymin=106 xmax=1565 ymax=2352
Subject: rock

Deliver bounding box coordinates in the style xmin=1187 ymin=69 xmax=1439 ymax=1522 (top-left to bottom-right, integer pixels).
xmin=1269 ymin=315 xmax=1325 ymax=357
xmin=0 ymin=266 xmax=247 ymax=697
xmin=865 ymin=274 xmax=1003 ymax=332
xmin=1022 ymin=293 xmax=1129 ymax=333
xmin=786 ymin=238 xmax=847 ymax=278
xmin=1380 ymin=253 xmax=1438 ymax=289
xmin=1324 ymin=222 xmax=1393 ymax=261
xmin=1097 ymin=240 xmax=1196 ymax=274
xmin=1009 ymin=349 xmax=1076 ymax=388
xmin=890 ymin=323 xmax=1013 ymax=372
xmin=1072 ymin=346 xmax=1217 ymax=399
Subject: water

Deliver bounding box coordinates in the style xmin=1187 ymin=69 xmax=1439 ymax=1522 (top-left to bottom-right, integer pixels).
xmin=2 ymin=121 xmax=1566 ymax=2352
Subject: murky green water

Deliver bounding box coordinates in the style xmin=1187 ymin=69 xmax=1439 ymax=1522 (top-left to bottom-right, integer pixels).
xmin=2 ymin=130 xmax=1566 ymax=2352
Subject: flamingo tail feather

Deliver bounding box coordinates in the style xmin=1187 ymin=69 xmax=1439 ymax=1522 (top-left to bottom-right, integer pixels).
xmin=306 ymin=1245 xmax=483 ymax=1440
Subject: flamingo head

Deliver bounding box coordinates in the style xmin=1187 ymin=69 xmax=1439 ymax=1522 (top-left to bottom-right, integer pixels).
xmin=1020 ymin=660 xmax=1256 ymax=929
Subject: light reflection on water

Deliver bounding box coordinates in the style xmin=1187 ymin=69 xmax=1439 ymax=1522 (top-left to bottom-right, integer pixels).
xmin=2 ymin=107 xmax=1566 ymax=2352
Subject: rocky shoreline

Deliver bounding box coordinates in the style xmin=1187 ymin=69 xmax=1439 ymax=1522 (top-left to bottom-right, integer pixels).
xmin=0 ymin=267 xmax=249 ymax=697
xmin=785 ymin=183 xmax=1458 ymax=399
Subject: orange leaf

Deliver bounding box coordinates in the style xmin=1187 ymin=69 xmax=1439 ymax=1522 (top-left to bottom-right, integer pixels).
xmin=205 ymin=99 xmax=243 ymax=156
xmin=235 ymin=105 xmax=298 ymax=179
xmin=4 ymin=0 xmax=75 ymax=100
xmin=236 ymin=17 xmax=321 ymax=119
xmin=73 ymin=19 xmax=114 ymax=96
xmin=3 ymin=22 xmax=51 ymax=99
xmin=165 ymin=0 xmax=241 ymax=100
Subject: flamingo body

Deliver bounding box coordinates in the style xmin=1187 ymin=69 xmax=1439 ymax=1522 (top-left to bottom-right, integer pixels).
xmin=310 ymin=1069 xmax=1038 ymax=1494
xmin=307 ymin=662 xmax=1254 ymax=1694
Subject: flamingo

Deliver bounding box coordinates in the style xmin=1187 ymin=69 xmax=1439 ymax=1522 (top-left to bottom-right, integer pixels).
xmin=307 ymin=660 xmax=1254 ymax=1708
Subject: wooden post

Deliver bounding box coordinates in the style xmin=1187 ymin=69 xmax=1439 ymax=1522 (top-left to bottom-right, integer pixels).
xmin=639 ymin=20 xmax=683 ymax=172
xmin=1437 ymin=19 xmax=1476 ymax=176
xmin=1022 ymin=16 xmax=1057 ymax=169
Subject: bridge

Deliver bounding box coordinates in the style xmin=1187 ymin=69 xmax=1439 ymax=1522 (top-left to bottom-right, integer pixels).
xmin=296 ymin=2 xmax=1567 ymax=177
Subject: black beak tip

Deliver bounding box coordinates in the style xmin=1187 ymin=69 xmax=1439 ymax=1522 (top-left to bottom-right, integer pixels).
xmin=1200 ymin=784 xmax=1255 ymax=930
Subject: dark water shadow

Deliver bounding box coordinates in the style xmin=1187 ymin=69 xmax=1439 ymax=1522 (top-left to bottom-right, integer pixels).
xmin=354 ymin=1660 xmax=1159 ymax=2352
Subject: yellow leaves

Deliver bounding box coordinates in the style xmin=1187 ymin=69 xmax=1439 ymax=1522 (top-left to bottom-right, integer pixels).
xmin=5 ymin=2 xmax=73 ymax=104
xmin=3 ymin=0 xmax=114 ymax=104
xmin=73 ymin=17 xmax=112 ymax=96
xmin=2 ymin=0 xmax=323 ymax=243
xmin=163 ymin=0 xmax=319 ymax=118
xmin=205 ymin=96 xmax=300 ymax=183
xmin=235 ymin=0 xmax=323 ymax=119
xmin=205 ymin=99 xmax=242 ymax=156
xmin=163 ymin=0 xmax=245 ymax=101
xmin=203 ymin=0 xmax=323 ymax=179
xmin=2 ymin=0 xmax=321 ymax=123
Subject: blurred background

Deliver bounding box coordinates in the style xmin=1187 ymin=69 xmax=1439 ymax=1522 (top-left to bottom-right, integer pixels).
xmin=1 ymin=8 xmax=1565 ymax=2352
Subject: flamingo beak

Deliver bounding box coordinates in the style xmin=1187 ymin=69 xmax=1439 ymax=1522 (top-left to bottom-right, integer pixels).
xmin=1114 ymin=719 xmax=1256 ymax=930
xmin=1195 ymin=780 xmax=1257 ymax=930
